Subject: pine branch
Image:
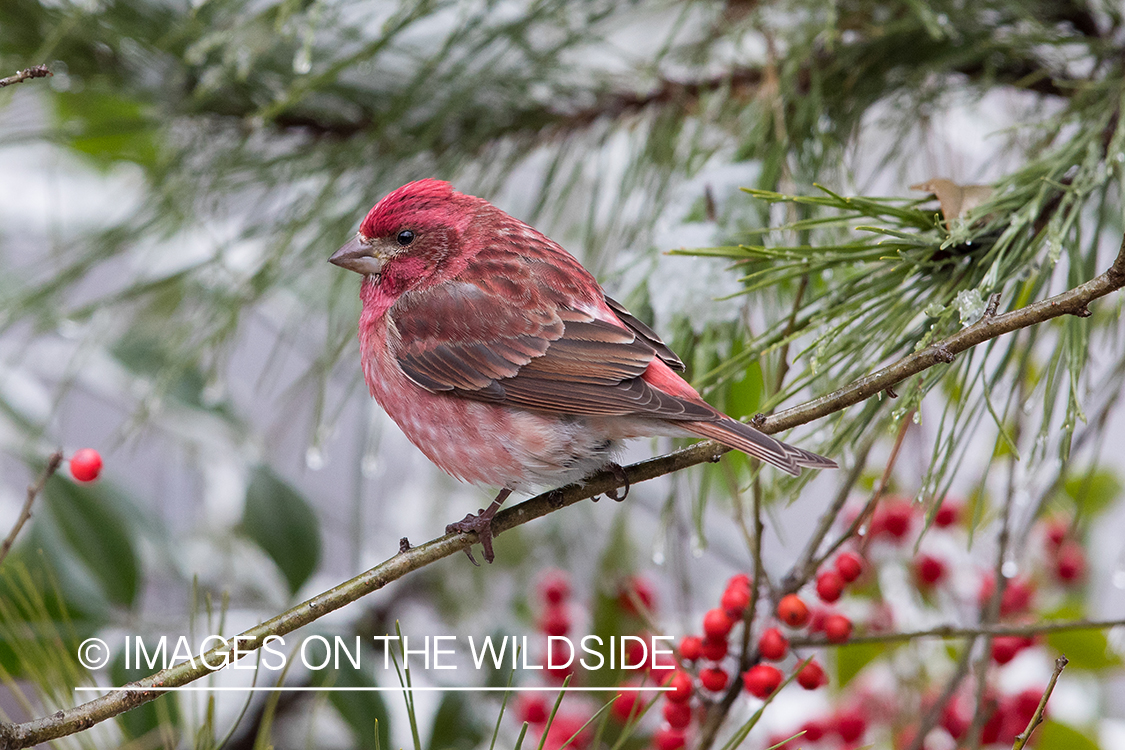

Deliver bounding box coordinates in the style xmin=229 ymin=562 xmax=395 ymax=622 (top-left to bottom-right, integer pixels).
xmin=1 ymin=237 xmax=1123 ymax=750
xmin=0 ymin=451 xmax=63 ymax=567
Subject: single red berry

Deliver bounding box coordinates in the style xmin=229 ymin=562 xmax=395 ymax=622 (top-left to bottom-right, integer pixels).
xmin=624 ymin=638 xmax=647 ymax=669
xmin=620 ymin=575 xmax=656 ymax=616
xmin=700 ymin=637 xmax=728 ymax=661
xmin=796 ymin=659 xmax=827 ymax=690
xmin=981 ymin=704 xmax=1004 ymax=744
xmin=1054 ymin=541 xmax=1087 ymax=583
xmin=720 ymin=585 xmax=751 ymax=616
xmin=777 ymin=594 xmax=810 ymax=628
xmin=516 ymin=694 xmax=549 ymax=725
xmin=540 ymin=604 xmax=571 ymax=637
xmin=823 ymin=613 xmax=853 ymax=643
xmin=834 ymin=552 xmax=864 ymax=583
xmin=540 ymin=570 xmax=570 ymax=605
xmin=914 ymin=554 xmax=946 ymax=587
xmin=815 ymin=570 xmax=845 ymax=603
xmin=678 ymin=635 xmax=704 ymax=662
xmin=934 ymin=498 xmax=961 ymax=527
xmin=1000 ymin=578 xmax=1035 ymax=616
xmin=727 ymin=573 xmax=752 ymax=591
xmin=941 ymin=701 xmax=969 ymax=741
xmin=702 ymin=608 xmax=735 ymax=640
xmin=990 ymin=635 xmax=1025 ymax=665
xmin=880 ymin=500 xmax=913 ymax=540
xmin=833 ymin=709 xmax=866 ymax=743
xmin=611 ymin=690 xmax=645 ymax=724
xmin=653 ymin=725 xmax=686 ymax=750
xmin=757 ymin=627 xmax=788 ymax=661
xmin=699 ymin=666 xmax=728 ymax=692
xmin=741 ymin=664 xmax=782 ymax=699
xmin=664 ymin=670 xmax=693 ymax=703
xmin=1008 ymin=687 xmax=1044 ymax=726
xmin=662 ymin=699 xmax=692 ymax=729
xmin=542 ymin=714 xmax=588 ymax=750
xmin=800 ymin=720 xmax=826 ymax=742
xmin=1043 ymin=518 xmax=1069 ymax=548
xmin=69 ymin=448 xmax=103 ymax=482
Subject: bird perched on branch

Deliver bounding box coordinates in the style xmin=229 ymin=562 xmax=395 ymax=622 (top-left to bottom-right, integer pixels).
xmin=331 ymin=179 xmax=835 ymax=563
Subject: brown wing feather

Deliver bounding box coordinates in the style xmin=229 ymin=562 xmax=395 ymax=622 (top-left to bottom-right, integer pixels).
xmin=388 ymin=255 xmax=718 ymax=422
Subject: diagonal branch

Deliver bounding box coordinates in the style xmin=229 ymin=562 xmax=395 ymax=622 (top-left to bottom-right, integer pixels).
xmin=1 ymin=237 xmax=1123 ymax=749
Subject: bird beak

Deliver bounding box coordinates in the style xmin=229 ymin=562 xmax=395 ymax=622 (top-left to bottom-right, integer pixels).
xmin=329 ymin=235 xmax=385 ymax=276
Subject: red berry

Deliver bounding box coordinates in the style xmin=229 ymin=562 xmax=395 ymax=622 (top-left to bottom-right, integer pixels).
xmin=662 ymin=699 xmax=692 ymax=728
xmin=702 ymin=608 xmax=735 ymax=640
xmin=664 ymin=670 xmax=693 ymax=703
xmin=541 ymin=714 xmax=588 ymax=750
xmin=678 ymin=635 xmax=703 ymax=662
xmin=540 ymin=570 xmax=570 ymax=604
xmin=834 ymin=709 xmax=866 ymax=742
xmin=823 ymin=614 xmax=853 ymax=643
xmin=834 ymin=552 xmax=864 ymax=583
xmin=934 ymin=499 xmax=961 ymax=527
xmin=990 ymin=635 xmax=1025 ymax=665
xmin=777 ymin=595 xmax=810 ymax=628
xmin=880 ymin=500 xmax=913 ymax=540
xmin=620 ymin=575 xmax=656 ymax=616
xmin=981 ymin=704 xmax=1003 ymax=744
xmin=757 ymin=627 xmax=788 ymax=661
xmin=700 ymin=637 xmax=728 ymax=661
xmin=540 ymin=604 xmax=571 ymax=637
xmin=796 ymin=659 xmax=827 ymax=690
xmin=1008 ymin=687 xmax=1044 ymax=726
xmin=727 ymin=573 xmax=752 ymax=591
xmin=720 ymin=585 xmax=751 ymax=616
xmin=517 ymin=694 xmax=549 ymax=725
xmin=611 ymin=690 xmax=645 ymax=723
xmin=69 ymin=448 xmax=103 ymax=482
xmin=800 ymin=720 xmax=826 ymax=742
xmin=941 ymin=701 xmax=969 ymax=740
xmin=741 ymin=664 xmax=782 ymax=699
xmin=914 ymin=554 xmax=946 ymax=587
xmin=699 ymin=666 xmax=728 ymax=692
xmin=1044 ymin=518 xmax=1069 ymax=548
xmin=1001 ymin=578 xmax=1035 ymax=616
xmin=653 ymin=725 xmax=686 ymax=750
xmin=1055 ymin=541 xmax=1087 ymax=583
xmin=815 ymin=570 xmax=845 ymax=603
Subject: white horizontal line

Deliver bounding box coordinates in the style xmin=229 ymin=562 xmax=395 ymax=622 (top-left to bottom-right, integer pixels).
xmin=75 ymin=686 xmax=672 ymax=693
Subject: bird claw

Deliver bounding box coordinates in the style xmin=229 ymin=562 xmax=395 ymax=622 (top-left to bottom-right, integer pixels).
xmin=605 ymin=462 xmax=630 ymax=502
xmin=445 ymin=489 xmax=510 ymax=565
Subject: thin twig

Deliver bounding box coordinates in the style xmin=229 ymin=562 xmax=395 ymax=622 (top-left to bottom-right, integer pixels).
xmin=0 ymin=451 xmax=64 ymax=567
xmin=0 ymin=66 xmax=52 ymax=89
xmin=789 ymin=616 xmax=1125 ymax=647
xmin=1012 ymin=656 xmax=1068 ymax=750
xmin=1 ymin=239 xmax=1123 ymax=750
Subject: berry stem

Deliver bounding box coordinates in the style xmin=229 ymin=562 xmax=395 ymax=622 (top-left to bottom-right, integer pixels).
xmin=0 ymin=450 xmax=63 ymax=568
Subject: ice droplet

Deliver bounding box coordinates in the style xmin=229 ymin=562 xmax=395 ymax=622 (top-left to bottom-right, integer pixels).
xmin=924 ymin=301 xmax=945 ymax=317
xmin=1001 ymin=560 xmax=1019 ymax=578
xmin=305 ymin=446 xmax=324 ymax=470
xmin=293 ymin=46 xmax=312 ymax=75
xmin=954 ymin=288 xmax=986 ymax=326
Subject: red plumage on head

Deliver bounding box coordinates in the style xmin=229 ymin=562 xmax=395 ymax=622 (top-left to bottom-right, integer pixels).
xmin=359 ymin=179 xmax=464 ymax=239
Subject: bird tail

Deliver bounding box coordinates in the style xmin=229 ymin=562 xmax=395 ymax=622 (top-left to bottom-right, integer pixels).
xmin=683 ymin=418 xmax=837 ymax=477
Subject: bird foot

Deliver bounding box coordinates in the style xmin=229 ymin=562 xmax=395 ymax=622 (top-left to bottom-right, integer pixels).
xmin=605 ymin=462 xmax=630 ymax=502
xmin=446 ymin=489 xmax=510 ymax=565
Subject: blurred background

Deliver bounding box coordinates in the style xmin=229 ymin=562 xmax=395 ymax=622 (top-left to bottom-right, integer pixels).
xmin=2 ymin=1 xmax=1125 ymax=748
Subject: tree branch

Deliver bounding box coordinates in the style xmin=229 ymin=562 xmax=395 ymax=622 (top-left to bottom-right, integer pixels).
xmin=0 ymin=66 xmax=52 ymax=89
xmin=2 ymin=238 xmax=1123 ymax=749
xmin=789 ymin=616 xmax=1125 ymax=647
xmin=1012 ymin=656 xmax=1067 ymax=750
xmin=0 ymin=451 xmax=63 ymax=567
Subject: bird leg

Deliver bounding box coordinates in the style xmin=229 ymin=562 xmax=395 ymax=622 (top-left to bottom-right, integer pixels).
xmin=447 ymin=488 xmax=512 ymax=565
xmin=605 ymin=462 xmax=630 ymax=502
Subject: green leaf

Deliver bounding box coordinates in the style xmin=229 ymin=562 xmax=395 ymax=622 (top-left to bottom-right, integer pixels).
xmin=1046 ymin=629 xmax=1122 ymax=671
xmin=427 ymin=692 xmax=487 ymax=750
xmin=1036 ymin=720 xmax=1101 ymax=750
xmin=42 ymin=476 xmax=140 ymax=607
xmin=242 ymin=466 xmax=322 ymax=595
xmin=1063 ymin=470 xmax=1122 ymax=518
xmin=833 ymin=642 xmax=888 ymax=687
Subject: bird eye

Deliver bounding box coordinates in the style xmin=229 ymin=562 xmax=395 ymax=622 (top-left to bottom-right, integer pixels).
xmin=396 ymin=230 xmax=415 ymax=246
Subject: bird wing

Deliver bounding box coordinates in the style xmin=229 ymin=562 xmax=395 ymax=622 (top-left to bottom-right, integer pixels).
xmin=387 ymin=272 xmax=715 ymax=421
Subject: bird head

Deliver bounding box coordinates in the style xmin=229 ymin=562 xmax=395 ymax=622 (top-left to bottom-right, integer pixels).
xmin=330 ymin=178 xmax=479 ymax=292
